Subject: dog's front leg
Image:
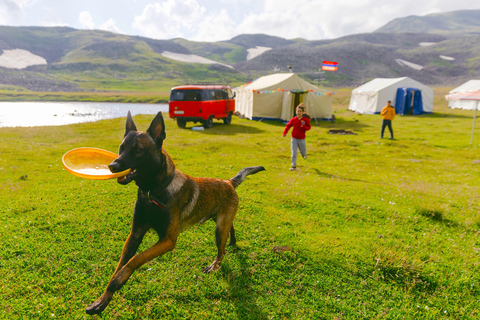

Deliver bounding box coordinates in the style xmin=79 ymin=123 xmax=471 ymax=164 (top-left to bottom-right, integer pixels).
xmin=86 ymin=223 xmax=149 ymax=315
xmin=111 ymin=223 xmax=150 ymax=276
xmin=86 ymin=234 xmax=178 ymax=315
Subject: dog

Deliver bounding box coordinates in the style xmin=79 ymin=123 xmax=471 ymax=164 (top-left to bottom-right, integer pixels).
xmin=86 ymin=111 xmax=265 ymax=315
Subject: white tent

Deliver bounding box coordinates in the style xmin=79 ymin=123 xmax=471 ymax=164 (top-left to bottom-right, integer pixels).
xmin=349 ymin=77 xmax=434 ymax=114
xmin=234 ymin=73 xmax=332 ymax=121
xmin=447 ymin=80 xmax=480 ymax=110
xmin=445 ymin=90 xmax=480 ymax=144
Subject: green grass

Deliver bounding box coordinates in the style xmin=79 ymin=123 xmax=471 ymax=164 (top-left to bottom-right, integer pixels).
xmin=1 ymin=92 xmax=480 ymax=319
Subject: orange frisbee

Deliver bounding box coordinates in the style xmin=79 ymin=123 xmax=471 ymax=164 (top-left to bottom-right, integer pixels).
xmin=62 ymin=147 xmax=130 ymax=180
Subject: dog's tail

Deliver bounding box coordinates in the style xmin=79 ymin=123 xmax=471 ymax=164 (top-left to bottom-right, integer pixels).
xmin=230 ymin=166 xmax=265 ymax=188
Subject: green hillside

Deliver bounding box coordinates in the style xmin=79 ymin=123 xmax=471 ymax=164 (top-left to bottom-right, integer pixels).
xmin=172 ymin=38 xmax=247 ymax=65
xmin=0 ymin=9 xmax=480 ymax=95
xmin=0 ymin=26 xmax=248 ymax=93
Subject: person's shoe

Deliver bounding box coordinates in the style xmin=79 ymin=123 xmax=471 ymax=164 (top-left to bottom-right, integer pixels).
xmin=290 ymin=166 xmax=296 ymax=171
xmin=303 ymin=155 xmax=307 ymax=160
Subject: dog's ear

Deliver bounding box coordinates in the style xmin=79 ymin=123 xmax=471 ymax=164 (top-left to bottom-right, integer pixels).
xmin=147 ymin=112 xmax=166 ymax=147
xmin=125 ymin=111 xmax=137 ymax=137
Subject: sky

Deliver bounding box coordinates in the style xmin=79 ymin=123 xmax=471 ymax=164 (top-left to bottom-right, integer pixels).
xmin=1 ymin=0 xmax=479 ymax=42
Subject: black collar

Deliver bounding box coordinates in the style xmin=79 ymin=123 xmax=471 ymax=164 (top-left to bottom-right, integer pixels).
xmin=140 ymin=170 xmax=176 ymax=209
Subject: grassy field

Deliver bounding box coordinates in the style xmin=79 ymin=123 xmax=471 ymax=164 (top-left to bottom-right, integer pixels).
xmin=1 ymin=88 xmax=480 ymax=319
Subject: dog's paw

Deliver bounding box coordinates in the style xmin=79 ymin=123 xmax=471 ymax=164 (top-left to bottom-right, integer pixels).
xmin=202 ymin=261 xmax=220 ymax=274
xmin=86 ymin=293 xmax=112 ymax=315
xmin=86 ymin=302 xmax=104 ymax=315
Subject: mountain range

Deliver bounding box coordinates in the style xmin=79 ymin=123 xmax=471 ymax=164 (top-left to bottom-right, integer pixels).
xmin=0 ymin=9 xmax=479 ymax=92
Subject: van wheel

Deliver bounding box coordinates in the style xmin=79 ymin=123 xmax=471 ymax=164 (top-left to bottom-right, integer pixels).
xmin=223 ymin=113 xmax=232 ymax=125
xmin=177 ymin=118 xmax=186 ymax=129
xmin=203 ymin=116 xmax=213 ymax=129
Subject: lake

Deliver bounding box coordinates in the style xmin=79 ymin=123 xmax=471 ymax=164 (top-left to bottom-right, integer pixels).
xmin=0 ymin=102 xmax=168 ymax=127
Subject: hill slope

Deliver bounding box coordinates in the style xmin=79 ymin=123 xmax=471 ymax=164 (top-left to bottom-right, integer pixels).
xmin=236 ymin=32 xmax=480 ymax=86
xmin=375 ymin=10 xmax=480 ymax=35
xmin=0 ymin=9 xmax=480 ymax=92
xmin=0 ymin=26 xmax=247 ymax=91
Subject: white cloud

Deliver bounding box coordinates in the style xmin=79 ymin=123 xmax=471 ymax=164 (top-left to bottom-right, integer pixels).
xmin=132 ymin=0 xmax=206 ymax=39
xmin=230 ymin=0 xmax=480 ymax=40
xmin=79 ymin=11 xmax=95 ymax=30
xmin=14 ymin=0 xmax=37 ymax=7
xmin=0 ymin=0 xmax=22 ymax=24
xmin=39 ymin=21 xmax=70 ymax=27
xmin=100 ymin=18 xmax=122 ymax=34
xmin=2 ymin=0 xmax=480 ymax=42
xmin=193 ymin=9 xmax=236 ymax=42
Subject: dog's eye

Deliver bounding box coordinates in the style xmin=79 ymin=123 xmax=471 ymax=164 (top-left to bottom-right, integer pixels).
xmin=135 ymin=148 xmax=143 ymax=154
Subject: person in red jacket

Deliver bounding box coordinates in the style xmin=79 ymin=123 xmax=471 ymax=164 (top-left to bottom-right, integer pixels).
xmin=282 ymin=103 xmax=311 ymax=170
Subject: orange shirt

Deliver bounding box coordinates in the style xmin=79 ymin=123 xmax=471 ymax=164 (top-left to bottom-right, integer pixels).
xmin=381 ymin=105 xmax=396 ymax=120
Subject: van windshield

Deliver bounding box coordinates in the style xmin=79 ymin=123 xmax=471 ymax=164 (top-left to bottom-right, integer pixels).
xmin=170 ymin=90 xmax=203 ymax=101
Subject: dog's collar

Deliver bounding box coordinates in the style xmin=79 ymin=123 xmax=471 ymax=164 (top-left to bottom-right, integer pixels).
xmin=141 ymin=171 xmax=176 ymax=209
xmin=146 ymin=190 xmax=167 ymax=209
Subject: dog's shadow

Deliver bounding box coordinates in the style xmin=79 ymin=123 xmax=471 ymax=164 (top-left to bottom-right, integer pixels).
xmin=219 ymin=247 xmax=269 ymax=320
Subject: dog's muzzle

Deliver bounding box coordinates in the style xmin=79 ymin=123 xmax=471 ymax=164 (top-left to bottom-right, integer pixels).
xmin=109 ymin=160 xmax=137 ymax=185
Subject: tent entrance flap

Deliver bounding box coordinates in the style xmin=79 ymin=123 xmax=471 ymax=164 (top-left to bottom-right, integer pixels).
xmin=281 ymin=91 xmax=307 ymax=120
xmin=293 ymin=92 xmax=307 ymax=114
xmin=395 ymin=88 xmax=423 ymax=115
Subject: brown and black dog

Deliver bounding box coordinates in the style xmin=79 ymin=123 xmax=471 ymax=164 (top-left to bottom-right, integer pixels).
xmin=86 ymin=111 xmax=265 ymax=315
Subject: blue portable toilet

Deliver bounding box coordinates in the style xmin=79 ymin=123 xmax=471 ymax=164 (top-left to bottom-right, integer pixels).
xmin=395 ymin=88 xmax=424 ymax=115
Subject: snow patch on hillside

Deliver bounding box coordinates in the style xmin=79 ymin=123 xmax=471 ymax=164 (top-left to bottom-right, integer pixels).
xmin=395 ymin=59 xmax=423 ymax=70
xmin=161 ymin=51 xmax=233 ymax=69
xmin=0 ymin=49 xmax=47 ymax=69
xmin=246 ymin=46 xmax=271 ymax=60
xmin=440 ymin=55 xmax=455 ymax=61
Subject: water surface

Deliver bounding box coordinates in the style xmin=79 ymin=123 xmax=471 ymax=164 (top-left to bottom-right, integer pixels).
xmin=0 ymin=102 xmax=168 ymax=127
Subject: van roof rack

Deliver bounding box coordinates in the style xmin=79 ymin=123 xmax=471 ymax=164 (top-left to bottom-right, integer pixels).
xmin=175 ymin=81 xmax=230 ymax=87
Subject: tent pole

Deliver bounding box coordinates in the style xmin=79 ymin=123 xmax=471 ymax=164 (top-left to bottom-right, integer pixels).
xmin=471 ymin=101 xmax=479 ymax=145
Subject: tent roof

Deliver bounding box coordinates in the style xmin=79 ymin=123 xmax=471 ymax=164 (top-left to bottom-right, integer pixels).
xmin=446 ymin=90 xmax=480 ymax=101
xmin=240 ymin=73 xmax=328 ymax=92
xmin=353 ymin=77 xmax=407 ymax=92
xmin=352 ymin=77 xmax=431 ymax=93
xmin=449 ymin=80 xmax=480 ymax=94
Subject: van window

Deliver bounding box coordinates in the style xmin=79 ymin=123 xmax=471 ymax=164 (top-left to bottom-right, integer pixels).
xmin=206 ymin=90 xmax=217 ymax=101
xmin=170 ymin=90 xmax=203 ymax=101
xmin=216 ymin=90 xmax=228 ymax=100
xmin=206 ymin=89 xmax=227 ymax=100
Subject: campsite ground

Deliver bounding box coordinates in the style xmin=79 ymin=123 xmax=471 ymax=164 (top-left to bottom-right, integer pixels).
xmin=1 ymin=87 xmax=479 ymax=319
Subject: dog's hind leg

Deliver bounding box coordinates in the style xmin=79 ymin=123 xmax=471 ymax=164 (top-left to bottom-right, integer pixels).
xmin=203 ymin=214 xmax=235 ymax=273
xmin=228 ymin=225 xmax=236 ymax=246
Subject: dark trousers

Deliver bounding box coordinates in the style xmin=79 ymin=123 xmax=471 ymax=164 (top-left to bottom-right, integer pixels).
xmin=381 ymin=120 xmax=393 ymax=138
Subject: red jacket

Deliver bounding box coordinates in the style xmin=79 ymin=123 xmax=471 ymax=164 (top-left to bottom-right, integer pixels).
xmin=283 ymin=116 xmax=311 ymax=139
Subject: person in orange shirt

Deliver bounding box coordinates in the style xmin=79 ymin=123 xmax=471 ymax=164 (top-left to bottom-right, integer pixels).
xmin=380 ymin=100 xmax=395 ymax=139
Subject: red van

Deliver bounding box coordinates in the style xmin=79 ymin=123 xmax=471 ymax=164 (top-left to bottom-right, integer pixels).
xmin=169 ymin=84 xmax=235 ymax=128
